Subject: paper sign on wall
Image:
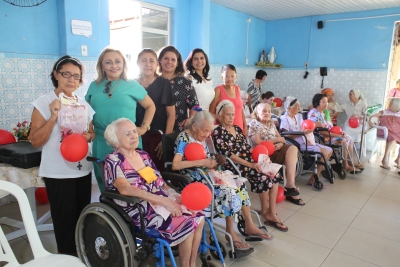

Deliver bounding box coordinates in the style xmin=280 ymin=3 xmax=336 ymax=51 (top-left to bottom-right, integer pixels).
xmin=71 ymin=20 xmax=92 ymax=38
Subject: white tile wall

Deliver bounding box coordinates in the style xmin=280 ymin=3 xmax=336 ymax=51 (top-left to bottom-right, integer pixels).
xmin=0 ymin=58 xmax=387 ymax=134
xmin=0 ymin=57 xmax=97 ymax=131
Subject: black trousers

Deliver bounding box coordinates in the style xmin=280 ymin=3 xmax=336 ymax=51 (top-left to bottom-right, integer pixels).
xmin=44 ymin=173 xmax=92 ymax=254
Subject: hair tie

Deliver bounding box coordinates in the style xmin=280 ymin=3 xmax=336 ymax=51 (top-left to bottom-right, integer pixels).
xmin=217 ymin=103 xmax=228 ymax=114
xmin=289 ymin=98 xmax=298 ymax=107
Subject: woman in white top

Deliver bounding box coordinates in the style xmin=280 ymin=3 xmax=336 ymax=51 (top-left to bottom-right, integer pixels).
xmin=280 ymin=97 xmax=332 ymax=186
xmin=241 ymin=91 xmax=252 ymax=125
xmin=184 ymin=48 xmax=214 ymax=111
xmin=341 ymin=90 xmax=368 ymax=144
xmin=29 ymin=56 xmax=95 ymax=256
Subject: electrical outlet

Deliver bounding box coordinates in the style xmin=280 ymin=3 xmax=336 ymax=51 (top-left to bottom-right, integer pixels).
xmin=305 ymin=62 xmax=308 ymax=67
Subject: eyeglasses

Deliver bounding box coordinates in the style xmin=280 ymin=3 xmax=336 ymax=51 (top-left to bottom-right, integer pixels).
xmin=57 ymin=71 xmax=81 ymax=80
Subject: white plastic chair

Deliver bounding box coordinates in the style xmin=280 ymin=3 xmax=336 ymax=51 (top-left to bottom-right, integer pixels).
xmin=368 ymin=116 xmax=389 ymax=163
xmin=0 ymin=181 xmax=86 ymax=267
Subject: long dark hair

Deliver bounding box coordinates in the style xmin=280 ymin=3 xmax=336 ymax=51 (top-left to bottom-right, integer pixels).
xmin=184 ymin=48 xmax=210 ymax=84
xmin=157 ymin=46 xmax=185 ymax=76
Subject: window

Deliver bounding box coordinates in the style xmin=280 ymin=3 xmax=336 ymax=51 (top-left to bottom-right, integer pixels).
xmin=109 ymin=1 xmax=171 ymax=78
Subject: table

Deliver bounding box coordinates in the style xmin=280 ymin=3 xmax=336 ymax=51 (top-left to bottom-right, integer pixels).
xmin=0 ymin=163 xmax=53 ymax=241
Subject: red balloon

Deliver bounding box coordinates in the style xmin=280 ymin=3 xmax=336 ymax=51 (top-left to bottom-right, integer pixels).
xmin=35 ymin=187 xmax=49 ymax=204
xmin=273 ymin=98 xmax=283 ymax=107
xmin=0 ymin=129 xmax=16 ymax=145
xmin=181 ymin=182 xmax=212 ymax=210
xmin=276 ymin=186 xmax=286 ymax=203
xmin=60 ymin=133 xmax=88 ymax=162
xmin=260 ymin=141 xmax=275 ymax=156
xmin=348 ymin=117 xmax=360 ymax=128
xmin=184 ymin=142 xmax=206 ymax=161
xmin=252 ymin=145 xmax=269 ymax=162
xmin=302 ymin=119 xmax=315 ymax=131
xmin=330 ymin=126 xmax=343 ymax=135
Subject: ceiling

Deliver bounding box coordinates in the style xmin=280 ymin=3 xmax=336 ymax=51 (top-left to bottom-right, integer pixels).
xmin=211 ymin=0 xmax=400 ymax=21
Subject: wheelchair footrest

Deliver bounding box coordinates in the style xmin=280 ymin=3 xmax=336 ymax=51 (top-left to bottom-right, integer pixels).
xmin=229 ymin=247 xmax=254 ymax=259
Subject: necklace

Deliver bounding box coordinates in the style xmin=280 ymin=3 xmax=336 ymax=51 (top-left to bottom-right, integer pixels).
xmin=139 ymin=75 xmax=157 ymax=88
xmin=107 ymin=80 xmax=120 ymax=98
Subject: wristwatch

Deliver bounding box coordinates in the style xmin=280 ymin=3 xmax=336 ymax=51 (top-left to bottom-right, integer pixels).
xmin=141 ymin=122 xmax=150 ymax=131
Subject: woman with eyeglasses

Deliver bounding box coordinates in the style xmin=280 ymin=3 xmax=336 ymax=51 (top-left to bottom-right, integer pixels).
xmin=29 ymin=56 xmax=95 ymax=256
xmin=85 ymin=47 xmax=156 ymax=191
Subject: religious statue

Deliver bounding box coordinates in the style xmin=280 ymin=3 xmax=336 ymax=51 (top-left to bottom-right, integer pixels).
xmin=268 ymin=47 xmax=276 ymax=64
xmin=260 ymin=49 xmax=267 ymax=63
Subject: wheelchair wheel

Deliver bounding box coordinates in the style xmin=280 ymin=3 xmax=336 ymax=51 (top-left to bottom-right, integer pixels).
xmin=295 ymin=151 xmax=303 ymax=180
xmin=237 ymin=215 xmax=248 ymax=236
xmin=209 ymin=240 xmax=226 ymax=260
xmin=313 ymin=180 xmax=324 ymax=191
xmin=76 ymin=203 xmax=137 ymax=267
xmin=338 ymin=169 xmax=347 ymax=180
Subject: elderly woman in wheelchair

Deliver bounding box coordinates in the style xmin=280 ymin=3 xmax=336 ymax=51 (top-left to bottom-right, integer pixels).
xmin=308 ymin=93 xmax=363 ymax=174
xmin=103 ymin=118 xmax=204 ymax=267
xmin=280 ymin=97 xmax=333 ymax=188
xmin=172 ymin=110 xmax=271 ymax=253
xmin=247 ymin=102 xmax=304 ymax=206
xmin=212 ymin=100 xmax=291 ymax=230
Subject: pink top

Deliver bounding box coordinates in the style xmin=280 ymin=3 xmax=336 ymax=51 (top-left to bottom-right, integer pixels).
xmin=218 ymin=85 xmax=243 ymax=130
xmin=388 ymin=88 xmax=400 ymax=98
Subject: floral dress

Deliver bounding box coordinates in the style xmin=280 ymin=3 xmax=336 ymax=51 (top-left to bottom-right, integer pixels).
xmin=170 ymin=76 xmax=199 ymax=133
xmin=307 ymin=108 xmax=353 ymax=146
xmin=212 ymin=125 xmax=280 ymax=193
xmin=174 ymin=131 xmax=250 ymax=218
xmin=104 ymin=150 xmax=204 ymax=246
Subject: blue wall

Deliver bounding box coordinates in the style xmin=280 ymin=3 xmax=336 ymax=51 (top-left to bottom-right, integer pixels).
xmin=0 ymin=0 xmax=109 ymax=58
xmin=265 ymin=7 xmax=400 ymax=69
xmin=0 ymin=0 xmax=59 ymax=55
xmin=209 ymin=3 xmax=267 ymax=67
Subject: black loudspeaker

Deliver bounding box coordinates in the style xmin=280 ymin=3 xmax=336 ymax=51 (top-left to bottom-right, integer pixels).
xmin=317 ymin=21 xmax=323 ymax=29
xmin=320 ymin=67 xmax=327 ymax=76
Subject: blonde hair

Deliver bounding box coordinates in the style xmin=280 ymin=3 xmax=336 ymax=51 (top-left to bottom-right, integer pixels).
xmin=95 ymin=47 xmax=128 ymax=84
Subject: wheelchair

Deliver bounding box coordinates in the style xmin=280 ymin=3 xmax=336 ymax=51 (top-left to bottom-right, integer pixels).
xmin=280 ymin=131 xmax=335 ymax=191
xmin=75 ymin=156 xmax=226 ymax=267
xmin=162 ymin=132 xmax=258 ymax=260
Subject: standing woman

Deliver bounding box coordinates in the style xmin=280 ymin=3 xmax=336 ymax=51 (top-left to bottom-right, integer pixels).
xmin=247 ymin=70 xmax=267 ymax=112
xmin=341 ymin=90 xmax=368 ymax=152
xmin=210 ymin=64 xmax=248 ymax=135
xmin=158 ymin=46 xmax=199 ymax=133
xmin=184 ymin=48 xmax=214 ymax=112
xmin=29 ymin=56 xmax=95 ymax=255
xmin=136 ymin=48 xmax=175 ymax=172
xmin=85 ymin=47 xmax=155 ymax=191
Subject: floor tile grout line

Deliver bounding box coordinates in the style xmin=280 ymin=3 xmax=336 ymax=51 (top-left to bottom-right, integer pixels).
xmin=328 ymin=248 xmax=383 ymax=267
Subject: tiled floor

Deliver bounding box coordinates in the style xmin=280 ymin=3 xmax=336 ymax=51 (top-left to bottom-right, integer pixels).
xmin=1 ymin=153 xmax=399 ymax=267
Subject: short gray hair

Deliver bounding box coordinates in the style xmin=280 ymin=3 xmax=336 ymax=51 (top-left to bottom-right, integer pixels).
xmin=252 ymin=103 xmax=272 ymax=120
xmin=390 ymin=98 xmax=400 ymax=112
xmin=187 ymin=110 xmax=215 ymax=129
xmin=104 ymin=118 xmax=133 ymax=148
xmin=216 ymin=100 xmax=235 ymax=115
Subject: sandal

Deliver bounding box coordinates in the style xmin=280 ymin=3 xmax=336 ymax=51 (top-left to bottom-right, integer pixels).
xmin=286 ymin=196 xmax=305 ymax=206
xmin=264 ymin=219 xmax=289 ymax=232
xmin=225 ymin=240 xmax=251 ymax=251
xmin=284 ymin=187 xmax=300 ymax=197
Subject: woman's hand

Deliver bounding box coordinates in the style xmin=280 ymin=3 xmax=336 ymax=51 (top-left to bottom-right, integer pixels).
xmin=155 ymin=141 xmax=163 ymax=160
xmin=251 ymin=162 xmax=262 ymax=172
xmin=203 ymin=158 xmax=217 ymax=169
xmin=49 ymin=99 xmax=61 ymax=119
xmin=82 ymin=131 xmax=94 ymax=142
xmin=137 ymin=126 xmax=147 ymax=136
xmin=274 ymin=137 xmax=286 ymax=144
xmin=161 ymin=197 xmax=182 ymax=217
xmin=274 ymin=142 xmax=284 ymax=150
